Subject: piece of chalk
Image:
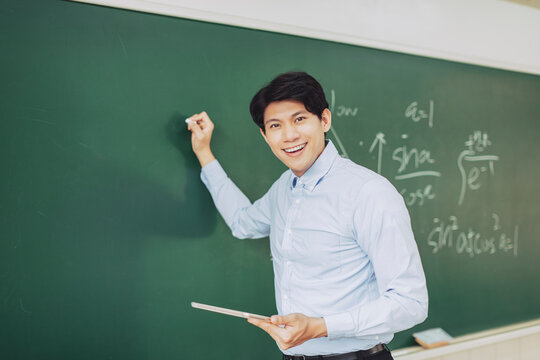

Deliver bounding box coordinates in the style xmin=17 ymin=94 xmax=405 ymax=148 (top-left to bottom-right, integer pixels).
xmin=185 ymin=118 xmax=194 ymax=124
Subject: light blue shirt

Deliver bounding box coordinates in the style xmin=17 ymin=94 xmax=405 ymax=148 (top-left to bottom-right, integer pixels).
xmin=200 ymin=140 xmax=428 ymax=356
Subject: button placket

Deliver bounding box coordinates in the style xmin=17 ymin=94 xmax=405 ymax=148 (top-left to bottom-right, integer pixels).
xmin=282 ymin=188 xmax=302 ymax=252
xmin=281 ymin=186 xmax=303 ymax=311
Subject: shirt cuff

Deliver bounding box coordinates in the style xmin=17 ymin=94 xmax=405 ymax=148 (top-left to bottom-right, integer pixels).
xmin=324 ymin=312 xmax=356 ymax=339
xmin=200 ymin=159 xmax=227 ymax=188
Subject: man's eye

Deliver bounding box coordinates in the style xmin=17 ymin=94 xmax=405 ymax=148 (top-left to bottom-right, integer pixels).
xmin=269 ymin=123 xmax=280 ymax=128
xmin=295 ymin=117 xmax=305 ymax=122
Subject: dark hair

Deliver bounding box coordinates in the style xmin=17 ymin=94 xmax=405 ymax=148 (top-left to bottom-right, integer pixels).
xmin=249 ymin=71 xmax=329 ymax=132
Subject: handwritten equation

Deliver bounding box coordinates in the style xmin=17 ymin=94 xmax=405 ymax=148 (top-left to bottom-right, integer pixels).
xmin=365 ymin=99 xmax=440 ymax=207
xmin=458 ymin=131 xmax=499 ymax=205
xmin=427 ymin=214 xmax=518 ymax=258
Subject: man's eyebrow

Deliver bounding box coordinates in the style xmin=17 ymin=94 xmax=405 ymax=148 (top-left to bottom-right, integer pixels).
xmin=264 ymin=110 xmax=307 ymax=125
xmin=264 ymin=118 xmax=280 ymax=125
xmin=289 ymin=111 xmax=306 ymax=118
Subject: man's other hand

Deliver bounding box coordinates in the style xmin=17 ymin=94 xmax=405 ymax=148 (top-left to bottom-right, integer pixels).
xmin=187 ymin=111 xmax=215 ymax=167
xmin=248 ymin=313 xmax=328 ymax=350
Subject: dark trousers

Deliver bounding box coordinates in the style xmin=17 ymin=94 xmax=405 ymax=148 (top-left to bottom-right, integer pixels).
xmin=282 ymin=346 xmax=394 ymax=360
xmin=363 ymin=347 xmax=393 ymax=360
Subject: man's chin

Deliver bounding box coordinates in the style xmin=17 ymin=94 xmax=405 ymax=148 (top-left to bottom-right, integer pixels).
xmin=289 ymin=164 xmax=310 ymax=178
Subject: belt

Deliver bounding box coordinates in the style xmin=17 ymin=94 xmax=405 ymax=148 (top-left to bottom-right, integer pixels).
xmin=282 ymin=344 xmax=388 ymax=360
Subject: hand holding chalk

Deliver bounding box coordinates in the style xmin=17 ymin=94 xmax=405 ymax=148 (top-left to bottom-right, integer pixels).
xmin=186 ymin=111 xmax=216 ymax=167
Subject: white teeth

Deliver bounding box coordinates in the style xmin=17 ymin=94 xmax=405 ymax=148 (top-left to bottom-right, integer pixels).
xmin=284 ymin=143 xmax=306 ymax=153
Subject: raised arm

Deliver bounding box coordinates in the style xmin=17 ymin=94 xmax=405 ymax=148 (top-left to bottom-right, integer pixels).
xmin=187 ymin=111 xmax=271 ymax=239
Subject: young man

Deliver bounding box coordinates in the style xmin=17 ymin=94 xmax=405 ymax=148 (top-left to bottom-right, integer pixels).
xmin=187 ymin=72 xmax=428 ymax=360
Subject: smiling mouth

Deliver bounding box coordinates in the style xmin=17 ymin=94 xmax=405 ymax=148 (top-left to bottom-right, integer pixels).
xmin=283 ymin=143 xmax=307 ymax=154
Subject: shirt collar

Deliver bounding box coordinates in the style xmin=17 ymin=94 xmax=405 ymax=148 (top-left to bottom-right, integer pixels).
xmin=290 ymin=140 xmax=339 ymax=192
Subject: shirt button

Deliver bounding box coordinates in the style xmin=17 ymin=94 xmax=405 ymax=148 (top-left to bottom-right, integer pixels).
xmin=287 ymin=229 xmax=291 ymax=234
xmin=286 ymin=261 xmax=291 ymax=266
xmin=295 ymin=199 xmax=300 ymax=204
xmin=283 ymin=294 xmax=288 ymax=300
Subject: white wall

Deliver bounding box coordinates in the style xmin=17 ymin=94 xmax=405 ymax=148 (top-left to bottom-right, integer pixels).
xmin=72 ymin=0 xmax=540 ymax=75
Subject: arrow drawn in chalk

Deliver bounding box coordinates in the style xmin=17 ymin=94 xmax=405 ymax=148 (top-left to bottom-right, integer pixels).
xmin=369 ymin=132 xmax=386 ymax=174
xmin=329 ymin=126 xmax=349 ymax=159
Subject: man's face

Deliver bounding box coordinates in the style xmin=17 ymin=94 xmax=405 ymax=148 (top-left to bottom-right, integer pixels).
xmin=261 ymin=100 xmax=331 ymax=177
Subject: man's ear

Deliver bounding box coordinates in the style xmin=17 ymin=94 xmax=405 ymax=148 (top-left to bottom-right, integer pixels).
xmin=260 ymin=127 xmax=269 ymax=144
xmin=321 ymin=108 xmax=332 ymax=133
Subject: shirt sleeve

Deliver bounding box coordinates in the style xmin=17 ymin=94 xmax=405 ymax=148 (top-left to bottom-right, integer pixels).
xmin=324 ymin=178 xmax=429 ymax=339
xmin=200 ymin=159 xmax=272 ymax=239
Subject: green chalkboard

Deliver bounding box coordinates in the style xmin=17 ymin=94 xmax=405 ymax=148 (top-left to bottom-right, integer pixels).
xmin=1 ymin=1 xmax=539 ymax=359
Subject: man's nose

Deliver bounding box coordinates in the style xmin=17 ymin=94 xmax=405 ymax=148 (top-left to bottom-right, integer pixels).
xmin=283 ymin=124 xmax=299 ymax=141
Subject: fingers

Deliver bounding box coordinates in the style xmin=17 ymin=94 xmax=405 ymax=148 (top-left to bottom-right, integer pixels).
xmin=248 ymin=316 xmax=298 ymax=350
xmin=271 ymin=315 xmax=287 ymax=326
xmin=187 ymin=121 xmax=201 ymax=135
xmin=247 ymin=317 xmax=274 ymax=332
xmin=272 ymin=313 xmax=302 ymax=327
xmin=250 ymin=314 xmax=319 ymax=350
xmin=188 ymin=111 xmax=214 ymax=132
xmin=248 ymin=318 xmax=285 ymax=346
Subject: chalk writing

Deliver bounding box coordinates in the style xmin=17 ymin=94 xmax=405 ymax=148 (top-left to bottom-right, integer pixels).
xmin=392 ymin=145 xmax=436 ymax=174
xmin=400 ymin=185 xmax=436 ymax=206
xmin=368 ymin=132 xmax=386 ymax=174
xmin=457 ymin=131 xmax=499 ymax=205
xmin=405 ymin=100 xmax=434 ymax=127
xmin=336 ymin=106 xmax=358 ymax=117
xmin=364 ymin=131 xmax=439 ymax=206
xmin=427 ymin=214 xmax=518 ymax=257
xmin=395 ymin=171 xmax=441 ymax=180
xmin=328 ymin=89 xmax=351 ymax=158
xmin=330 ymin=89 xmax=359 ymax=118
xmin=329 ymin=127 xmax=349 ymax=159
xmin=465 ymin=131 xmax=491 ymax=152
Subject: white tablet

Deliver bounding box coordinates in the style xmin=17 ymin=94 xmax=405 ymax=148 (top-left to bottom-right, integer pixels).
xmin=191 ymin=302 xmax=270 ymax=321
